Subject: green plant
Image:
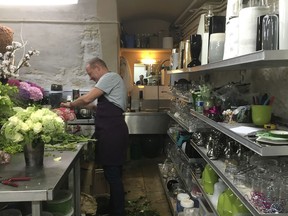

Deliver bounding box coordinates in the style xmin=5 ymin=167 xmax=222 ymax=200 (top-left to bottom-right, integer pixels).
xmin=125 ymin=196 xmax=160 ymax=216
xmin=0 ymin=82 xmax=18 ymax=125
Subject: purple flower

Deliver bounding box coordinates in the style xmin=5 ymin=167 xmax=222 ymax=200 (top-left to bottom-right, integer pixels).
xmin=19 ymin=88 xmax=30 ymax=100
xmin=27 ymin=81 xmax=44 ymax=94
xmin=29 ymin=86 xmax=43 ymax=101
xmin=19 ymin=82 xmax=30 ymax=91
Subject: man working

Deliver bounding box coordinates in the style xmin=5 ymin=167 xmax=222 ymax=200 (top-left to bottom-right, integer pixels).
xmin=61 ymin=57 xmax=128 ymax=216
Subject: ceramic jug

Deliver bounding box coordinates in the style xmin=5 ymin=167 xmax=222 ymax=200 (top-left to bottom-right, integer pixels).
xmin=217 ymin=189 xmax=227 ymax=216
xmin=202 ymin=164 xmax=218 ymax=194
xmin=211 ymin=178 xmax=228 ymax=208
xmin=223 ymin=188 xmax=236 ymax=216
xmin=232 ymin=197 xmax=251 ymax=215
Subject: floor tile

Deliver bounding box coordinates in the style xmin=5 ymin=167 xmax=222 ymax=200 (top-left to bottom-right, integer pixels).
xmin=123 ymin=156 xmax=173 ymax=216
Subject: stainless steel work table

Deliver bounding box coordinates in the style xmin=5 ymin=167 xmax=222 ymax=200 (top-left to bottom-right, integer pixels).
xmin=0 ymin=143 xmax=85 ymax=216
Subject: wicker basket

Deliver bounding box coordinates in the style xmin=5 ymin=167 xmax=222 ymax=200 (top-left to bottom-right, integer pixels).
xmin=0 ymin=25 xmax=13 ymax=54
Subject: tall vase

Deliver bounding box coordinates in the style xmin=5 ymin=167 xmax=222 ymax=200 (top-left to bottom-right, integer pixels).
xmin=188 ymin=34 xmax=202 ymax=67
xmin=23 ymin=142 xmax=44 ymax=169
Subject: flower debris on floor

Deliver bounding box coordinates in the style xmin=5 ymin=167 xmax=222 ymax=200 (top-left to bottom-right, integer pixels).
xmin=94 ymin=195 xmax=160 ymax=216
xmin=125 ymin=196 xmax=160 ymax=216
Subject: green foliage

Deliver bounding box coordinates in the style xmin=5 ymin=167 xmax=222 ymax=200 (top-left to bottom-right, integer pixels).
xmin=125 ymin=196 xmax=160 ymax=216
xmin=0 ymin=83 xmax=18 ymax=125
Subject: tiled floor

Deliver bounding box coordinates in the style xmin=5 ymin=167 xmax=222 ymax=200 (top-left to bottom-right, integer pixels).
xmin=123 ymin=156 xmax=173 ymax=216
xmin=94 ymin=155 xmax=173 ymax=216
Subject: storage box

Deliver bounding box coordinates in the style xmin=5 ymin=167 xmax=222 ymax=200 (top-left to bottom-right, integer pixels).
xmin=81 ymin=162 xmax=95 ymax=195
xmin=93 ymin=169 xmax=110 ymax=197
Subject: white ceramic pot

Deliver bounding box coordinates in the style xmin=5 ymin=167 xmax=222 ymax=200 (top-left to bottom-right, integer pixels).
xmin=210 ymin=178 xmax=228 ymax=208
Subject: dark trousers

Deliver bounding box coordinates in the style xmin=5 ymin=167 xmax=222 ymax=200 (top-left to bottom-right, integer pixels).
xmin=103 ymin=165 xmax=125 ymax=216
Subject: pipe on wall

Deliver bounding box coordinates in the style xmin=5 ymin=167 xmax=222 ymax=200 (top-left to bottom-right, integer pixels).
xmin=173 ymin=0 xmax=226 ymax=27
xmin=180 ymin=0 xmax=227 ymax=39
xmin=0 ymin=19 xmax=119 ymax=25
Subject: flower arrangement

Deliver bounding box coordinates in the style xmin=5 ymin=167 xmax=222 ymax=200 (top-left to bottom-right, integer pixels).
xmin=7 ymin=79 xmax=44 ymax=105
xmin=1 ymin=106 xmax=65 ymax=148
xmin=0 ymin=41 xmax=40 ymax=80
xmin=53 ymin=107 xmax=76 ymax=122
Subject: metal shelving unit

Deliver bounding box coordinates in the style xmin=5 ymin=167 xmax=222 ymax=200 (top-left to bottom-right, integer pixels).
xmin=167 ymin=133 xmax=216 ymax=215
xmin=190 ymin=110 xmax=288 ymax=156
xmin=168 ymin=114 xmax=288 ymax=215
xmin=166 ymin=49 xmax=288 ymax=215
xmin=158 ymin=164 xmax=177 ymax=216
xmin=167 ymin=111 xmax=191 ymax=132
xmin=167 ymin=50 xmax=288 ymax=74
xmin=191 ymin=142 xmax=287 ymax=216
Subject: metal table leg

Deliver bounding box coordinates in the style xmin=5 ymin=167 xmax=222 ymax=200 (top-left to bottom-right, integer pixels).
xmin=31 ymin=201 xmax=42 ymax=216
xmin=74 ymin=158 xmax=81 ymax=215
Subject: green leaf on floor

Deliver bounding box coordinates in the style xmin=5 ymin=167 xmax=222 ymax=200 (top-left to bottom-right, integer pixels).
xmin=125 ymin=196 xmax=160 ymax=216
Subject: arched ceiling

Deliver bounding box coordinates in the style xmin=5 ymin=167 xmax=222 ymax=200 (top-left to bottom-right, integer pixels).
xmin=117 ymin=0 xmax=225 ymax=26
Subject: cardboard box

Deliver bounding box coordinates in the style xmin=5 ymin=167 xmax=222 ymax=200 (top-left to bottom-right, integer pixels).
xmin=81 ymin=162 xmax=95 ymax=195
xmin=93 ymin=169 xmax=110 ymax=197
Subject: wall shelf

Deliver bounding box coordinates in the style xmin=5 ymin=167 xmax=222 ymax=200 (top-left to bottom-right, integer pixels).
xmin=190 ymin=109 xmax=288 ymax=156
xmin=167 ymin=50 xmax=288 ymax=74
xmin=120 ymin=48 xmax=172 ymax=53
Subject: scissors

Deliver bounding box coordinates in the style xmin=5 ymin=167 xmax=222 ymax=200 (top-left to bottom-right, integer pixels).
xmin=1 ymin=177 xmax=31 ymax=187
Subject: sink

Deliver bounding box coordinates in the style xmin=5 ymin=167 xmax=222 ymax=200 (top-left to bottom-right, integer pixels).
xmin=124 ymin=111 xmax=169 ymax=134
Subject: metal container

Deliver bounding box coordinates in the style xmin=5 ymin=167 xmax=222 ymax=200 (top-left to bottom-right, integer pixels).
xmin=72 ymin=89 xmax=80 ymax=101
xmin=79 ymin=108 xmax=92 ymax=119
xmin=49 ymin=84 xmax=63 ymax=108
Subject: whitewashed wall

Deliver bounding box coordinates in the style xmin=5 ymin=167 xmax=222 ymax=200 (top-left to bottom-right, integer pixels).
xmin=0 ymin=0 xmax=119 ymax=91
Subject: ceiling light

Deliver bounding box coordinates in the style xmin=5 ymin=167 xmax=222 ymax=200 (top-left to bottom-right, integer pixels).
xmin=141 ymin=58 xmax=156 ymax=65
xmin=0 ymin=0 xmax=78 ymax=6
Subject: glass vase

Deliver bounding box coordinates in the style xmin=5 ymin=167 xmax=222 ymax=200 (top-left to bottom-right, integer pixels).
xmin=188 ymin=34 xmax=202 ymax=67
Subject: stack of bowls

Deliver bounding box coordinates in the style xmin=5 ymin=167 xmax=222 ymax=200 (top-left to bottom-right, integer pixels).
xmin=43 ymin=190 xmax=73 ymax=216
xmin=0 ymin=209 xmax=22 ymax=216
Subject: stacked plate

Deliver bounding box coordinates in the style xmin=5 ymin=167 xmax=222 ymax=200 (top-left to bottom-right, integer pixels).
xmin=256 ymin=130 xmax=288 ymax=145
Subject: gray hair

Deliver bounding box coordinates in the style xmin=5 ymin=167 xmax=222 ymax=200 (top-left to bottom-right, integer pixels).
xmin=87 ymin=57 xmax=108 ymax=69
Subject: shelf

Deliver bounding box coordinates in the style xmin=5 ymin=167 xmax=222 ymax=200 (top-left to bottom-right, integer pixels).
xmin=167 ymin=111 xmax=191 ymax=132
xmin=167 ymin=50 xmax=288 ymax=74
xmin=158 ymin=164 xmax=177 ymax=216
xmin=190 ymin=109 xmax=288 ymax=156
xmin=167 ymin=133 xmax=216 ymax=215
xmin=167 ymin=91 xmax=192 ymax=104
xmin=191 ymin=142 xmax=286 ymax=216
xmin=120 ymin=48 xmax=172 ymax=53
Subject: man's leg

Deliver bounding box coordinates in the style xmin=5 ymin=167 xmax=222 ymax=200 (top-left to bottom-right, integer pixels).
xmin=103 ymin=165 xmax=125 ymax=216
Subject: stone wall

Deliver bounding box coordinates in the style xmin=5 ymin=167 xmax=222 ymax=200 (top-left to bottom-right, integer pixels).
xmin=0 ymin=0 xmax=119 ymax=91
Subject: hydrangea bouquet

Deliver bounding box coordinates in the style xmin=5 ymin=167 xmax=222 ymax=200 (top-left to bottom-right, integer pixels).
xmin=1 ymin=106 xmax=65 ymax=148
xmin=7 ymin=79 xmax=44 ymax=106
